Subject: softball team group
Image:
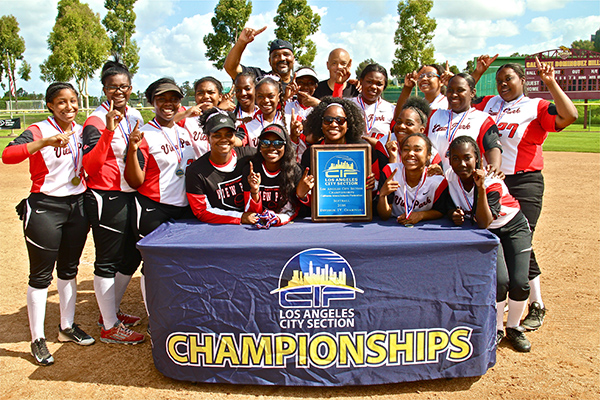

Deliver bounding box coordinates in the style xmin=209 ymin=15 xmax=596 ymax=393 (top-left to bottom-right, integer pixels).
xmin=2 ymin=27 xmax=578 ymax=366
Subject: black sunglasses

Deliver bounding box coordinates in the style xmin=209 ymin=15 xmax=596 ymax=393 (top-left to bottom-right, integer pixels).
xmin=259 ymin=139 xmax=286 ymax=149
xmin=322 ymin=115 xmax=347 ymax=125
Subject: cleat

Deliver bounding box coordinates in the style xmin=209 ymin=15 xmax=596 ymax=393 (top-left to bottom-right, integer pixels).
xmin=58 ymin=323 xmax=95 ymax=346
xmin=31 ymin=338 xmax=54 ymax=366
xmin=98 ymin=310 xmax=141 ymax=328
xmin=521 ymin=302 xmax=546 ymax=331
xmin=496 ymin=330 xmax=505 ymax=347
xmin=100 ymin=322 xmax=144 ymax=344
xmin=505 ymin=326 xmax=531 ymax=352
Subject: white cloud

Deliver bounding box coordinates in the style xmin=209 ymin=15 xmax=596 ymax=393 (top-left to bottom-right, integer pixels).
xmin=432 ymin=0 xmax=526 ymax=20
xmin=135 ymin=0 xmax=178 ymax=33
xmin=526 ymin=15 xmax=600 ymax=44
xmin=526 ymin=0 xmax=572 ymax=11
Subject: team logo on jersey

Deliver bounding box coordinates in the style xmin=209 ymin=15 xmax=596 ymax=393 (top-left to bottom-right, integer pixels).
xmin=323 ymin=156 xmax=359 ymax=179
xmin=271 ymin=248 xmax=363 ymax=309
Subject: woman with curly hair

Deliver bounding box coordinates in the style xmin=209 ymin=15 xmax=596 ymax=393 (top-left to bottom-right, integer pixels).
xmin=243 ymin=124 xmax=303 ymax=226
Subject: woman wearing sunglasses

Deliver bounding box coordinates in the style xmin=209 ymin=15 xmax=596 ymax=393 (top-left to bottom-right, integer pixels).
xmin=186 ymin=108 xmax=259 ymax=225
xmin=243 ymin=124 xmax=303 ymax=226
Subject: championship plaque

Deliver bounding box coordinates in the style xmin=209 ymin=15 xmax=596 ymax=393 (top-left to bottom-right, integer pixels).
xmin=310 ymin=144 xmax=372 ymax=222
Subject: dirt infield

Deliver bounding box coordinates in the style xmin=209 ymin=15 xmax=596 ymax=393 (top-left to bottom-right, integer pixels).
xmin=0 ymin=152 xmax=598 ymax=400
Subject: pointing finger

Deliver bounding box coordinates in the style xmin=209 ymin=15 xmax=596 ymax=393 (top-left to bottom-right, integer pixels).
xmin=256 ymin=26 xmax=267 ymax=35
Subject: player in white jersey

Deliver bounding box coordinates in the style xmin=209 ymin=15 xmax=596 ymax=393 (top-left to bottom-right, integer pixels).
xmin=426 ymin=73 xmax=503 ymax=174
xmin=378 ymin=133 xmax=449 ymax=225
xmin=2 ymin=83 xmax=94 ymax=365
xmin=125 ymin=78 xmax=198 ymax=328
xmin=237 ymin=76 xmax=286 ymax=148
xmin=82 ymin=60 xmax=145 ymax=344
xmin=285 ymin=67 xmax=320 ymax=161
xmin=472 ymin=58 xmax=578 ymax=330
xmin=233 ymin=72 xmax=258 ymax=127
xmin=446 ymin=135 xmax=533 ymax=353
xmin=351 ymin=63 xmax=395 ymax=147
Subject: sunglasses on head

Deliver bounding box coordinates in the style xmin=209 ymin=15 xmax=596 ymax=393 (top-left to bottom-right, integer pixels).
xmin=259 ymin=139 xmax=286 ymax=149
xmin=322 ymin=115 xmax=347 ymax=125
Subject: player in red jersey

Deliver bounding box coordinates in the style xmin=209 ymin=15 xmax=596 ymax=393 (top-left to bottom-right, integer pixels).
xmin=2 ymin=83 xmax=94 ymax=365
xmin=82 ymin=61 xmax=145 ymax=343
xmin=446 ymin=135 xmax=533 ymax=352
xmin=472 ymin=57 xmax=578 ymax=330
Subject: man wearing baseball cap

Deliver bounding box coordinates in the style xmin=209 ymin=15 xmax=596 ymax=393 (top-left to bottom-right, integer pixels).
xmin=224 ymin=26 xmax=295 ymax=90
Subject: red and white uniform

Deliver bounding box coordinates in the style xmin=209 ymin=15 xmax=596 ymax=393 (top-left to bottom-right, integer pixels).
xmin=429 ymin=94 xmax=448 ymax=110
xmin=380 ymin=162 xmax=448 ymax=218
xmin=426 ymin=107 xmax=502 ymax=172
xmin=237 ymin=110 xmax=284 ymax=148
xmin=177 ymin=106 xmax=210 ymax=157
xmin=351 ymin=96 xmax=395 ymax=146
xmin=3 ymin=118 xmax=86 ymax=196
xmin=473 ymin=95 xmax=558 ymax=175
xmin=82 ymin=101 xmax=144 ymax=191
xmin=135 ymin=120 xmax=199 ymax=207
xmin=285 ymin=100 xmax=312 ymax=162
xmin=446 ymin=169 xmax=520 ymax=230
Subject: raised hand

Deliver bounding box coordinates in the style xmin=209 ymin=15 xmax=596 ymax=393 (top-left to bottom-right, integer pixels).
xmin=386 ymin=140 xmax=399 ymax=163
xmin=289 ymin=109 xmax=303 ymax=141
xmin=380 ymin=168 xmax=399 ymax=197
xmin=106 ymin=100 xmax=124 ymax=132
xmin=238 ymin=26 xmax=267 ymax=45
xmin=127 ymin=121 xmax=143 ymax=152
xmin=473 ymin=168 xmax=486 ymax=189
xmin=247 ymin=161 xmax=261 ymax=195
xmin=535 ymin=56 xmax=555 ymax=85
xmin=475 ymin=54 xmax=498 ymax=76
xmin=440 ymin=60 xmax=455 ymax=87
xmin=404 ymin=71 xmax=418 ymax=89
xmin=296 ymin=167 xmax=314 ymax=200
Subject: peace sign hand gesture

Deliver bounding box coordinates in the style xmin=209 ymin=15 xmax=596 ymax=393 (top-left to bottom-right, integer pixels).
xmin=127 ymin=121 xmax=143 ymax=152
xmin=296 ymin=167 xmax=314 ymax=200
xmin=440 ymin=61 xmax=455 ymax=87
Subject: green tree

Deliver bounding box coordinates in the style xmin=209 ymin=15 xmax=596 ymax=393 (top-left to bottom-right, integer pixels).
xmin=0 ymin=15 xmax=30 ymax=105
xmin=181 ymin=80 xmax=193 ymax=97
xmin=203 ymin=0 xmax=252 ymax=70
xmin=273 ymin=0 xmax=321 ymax=67
xmin=102 ymin=0 xmax=140 ymax=74
xmin=593 ymin=29 xmax=600 ymax=52
xmin=355 ymin=58 xmax=376 ymax=79
xmin=571 ymin=39 xmax=595 ymax=51
xmin=40 ymin=0 xmax=110 ymax=112
xmin=391 ymin=0 xmax=436 ymax=80
xmin=464 ymin=59 xmax=475 ymax=74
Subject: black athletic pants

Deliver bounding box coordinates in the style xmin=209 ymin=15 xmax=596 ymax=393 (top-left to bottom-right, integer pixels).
xmin=24 ymin=192 xmax=89 ymax=289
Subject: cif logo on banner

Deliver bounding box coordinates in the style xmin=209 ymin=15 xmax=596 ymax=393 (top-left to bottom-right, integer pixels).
xmin=324 ymin=156 xmax=359 ymax=179
xmin=270 ymin=248 xmax=363 ymax=308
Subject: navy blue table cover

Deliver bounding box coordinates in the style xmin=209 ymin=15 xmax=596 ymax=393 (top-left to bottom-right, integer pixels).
xmin=138 ymin=218 xmax=499 ymax=386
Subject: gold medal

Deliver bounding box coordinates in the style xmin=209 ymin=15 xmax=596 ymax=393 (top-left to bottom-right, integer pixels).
xmin=71 ymin=176 xmax=81 ymax=186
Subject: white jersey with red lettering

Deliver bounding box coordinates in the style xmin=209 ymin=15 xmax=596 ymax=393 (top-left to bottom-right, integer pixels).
xmin=177 ymin=107 xmax=210 ymax=157
xmin=4 ymin=118 xmax=86 ymax=196
xmin=380 ymin=162 xmax=449 ymax=218
xmin=285 ymin=100 xmax=312 ymax=162
xmin=445 ymin=169 xmax=521 ymax=230
xmin=351 ymin=96 xmax=395 ymax=146
xmin=135 ymin=120 xmax=199 ymax=207
xmin=473 ymin=95 xmax=558 ymax=174
xmin=426 ymin=107 xmax=502 ymax=172
xmin=82 ymin=101 xmax=144 ymax=192
xmin=429 ymin=94 xmax=448 ymax=110
xmin=237 ymin=110 xmax=285 ymax=148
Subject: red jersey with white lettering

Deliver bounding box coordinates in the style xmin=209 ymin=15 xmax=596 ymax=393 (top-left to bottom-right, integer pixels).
xmin=380 ymin=162 xmax=449 ymax=218
xmin=135 ymin=120 xmax=199 ymax=207
xmin=242 ymin=161 xmax=302 ymax=226
xmin=445 ymin=169 xmax=521 ymax=229
xmin=185 ymin=147 xmax=257 ymax=224
xmin=473 ymin=95 xmax=558 ymax=174
xmin=2 ymin=118 xmax=86 ymax=196
xmin=426 ymin=107 xmax=502 ymax=171
xmin=351 ymin=96 xmax=395 ymax=146
xmin=82 ymin=101 xmax=144 ymax=192
xmin=176 ymin=107 xmax=210 ymax=157
xmin=237 ymin=110 xmax=285 ymax=148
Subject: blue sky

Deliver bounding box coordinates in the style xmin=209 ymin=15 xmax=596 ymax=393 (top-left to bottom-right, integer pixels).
xmin=2 ymin=0 xmax=599 ymax=98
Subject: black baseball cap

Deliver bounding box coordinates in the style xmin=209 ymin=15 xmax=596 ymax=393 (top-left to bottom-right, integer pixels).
xmin=205 ymin=111 xmax=236 ymax=134
xmin=260 ymin=124 xmax=287 ymax=141
xmin=269 ymin=39 xmax=293 ymax=54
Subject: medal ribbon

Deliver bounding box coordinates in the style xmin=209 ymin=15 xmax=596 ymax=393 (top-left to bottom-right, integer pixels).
xmin=47 ymin=116 xmax=80 ymax=176
xmin=149 ymin=118 xmax=183 ymax=164
xmin=446 ymin=108 xmax=471 ymax=144
xmin=403 ymin=168 xmax=428 ymax=219
xmin=358 ymin=96 xmax=380 ymax=134
xmin=457 ymin=178 xmax=474 ymax=212
xmin=103 ymin=100 xmax=131 ymax=148
xmin=494 ymin=94 xmax=524 ymax=125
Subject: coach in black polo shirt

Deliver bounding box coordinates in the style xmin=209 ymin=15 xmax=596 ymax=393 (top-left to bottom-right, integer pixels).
xmin=224 ymin=26 xmax=295 ymax=91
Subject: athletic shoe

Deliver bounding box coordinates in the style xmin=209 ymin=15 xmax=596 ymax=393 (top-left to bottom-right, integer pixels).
xmin=496 ymin=330 xmax=505 ymax=347
xmin=58 ymin=323 xmax=95 ymax=346
xmin=31 ymin=338 xmax=54 ymax=366
xmin=505 ymin=326 xmax=531 ymax=352
xmin=98 ymin=310 xmax=142 ymax=328
xmin=100 ymin=322 xmax=145 ymax=344
xmin=521 ymin=302 xmax=546 ymax=331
